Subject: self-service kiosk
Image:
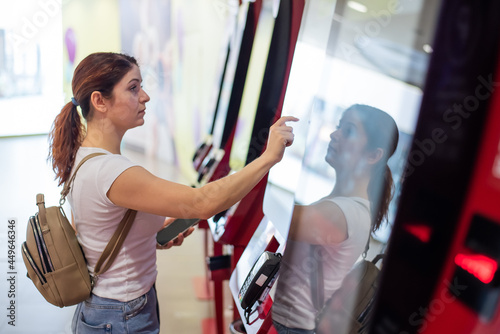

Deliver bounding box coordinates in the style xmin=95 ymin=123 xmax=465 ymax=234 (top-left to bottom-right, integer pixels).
xmin=370 ymin=0 xmax=500 ymax=333
xmin=191 ymin=3 xmax=262 ymax=333
xmin=192 ymin=0 xmax=302 ymax=332
xmin=205 ymin=0 xmax=280 ymax=248
xmin=197 ymin=1 xmax=305 ymax=333
xmin=206 ymin=0 xmax=304 ymax=253
xmin=192 ymin=41 xmax=231 ymax=172
xmin=195 ymin=0 xmax=261 ymax=186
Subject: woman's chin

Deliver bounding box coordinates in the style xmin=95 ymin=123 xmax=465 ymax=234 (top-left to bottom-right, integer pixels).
xmin=325 ymin=155 xmax=336 ymax=168
xmin=129 ymin=120 xmax=145 ymax=130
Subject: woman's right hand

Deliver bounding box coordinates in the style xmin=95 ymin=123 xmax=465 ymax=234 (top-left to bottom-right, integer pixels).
xmin=261 ymin=116 xmax=299 ymax=165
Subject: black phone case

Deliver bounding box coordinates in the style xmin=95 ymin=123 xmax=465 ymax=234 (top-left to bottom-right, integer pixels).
xmin=156 ymin=218 xmax=199 ymax=246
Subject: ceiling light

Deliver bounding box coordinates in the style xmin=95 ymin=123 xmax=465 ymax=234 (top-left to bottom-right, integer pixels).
xmin=347 ymin=1 xmax=368 ymax=13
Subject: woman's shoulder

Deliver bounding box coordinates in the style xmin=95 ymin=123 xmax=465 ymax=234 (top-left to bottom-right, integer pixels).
xmin=320 ymin=196 xmax=371 ymax=226
xmin=74 ymin=147 xmax=138 ymax=175
xmin=321 ymin=196 xmax=371 ymax=242
xmin=77 ymin=146 xmax=113 ymax=157
xmin=76 ymin=147 xmax=132 ymax=162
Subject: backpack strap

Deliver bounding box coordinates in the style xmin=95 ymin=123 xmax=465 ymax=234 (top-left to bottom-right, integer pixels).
xmin=58 ymin=152 xmax=137 ymax=286
xmin=36 ymin=193 xmax=48 ymax=232
xmin=362 ymin=234 xmax=371 ymax=259
xmin=310 ymin=245 xmax=325 ymax=311
xmin=93 ymin=209 xmax=136 ymax=280
xmin=372 ymin=253 xmax=384 ymax=265
xmin=60 ymin=153 xmax=107 ymax=204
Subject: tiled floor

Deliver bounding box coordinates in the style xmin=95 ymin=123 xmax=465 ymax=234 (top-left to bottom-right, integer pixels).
xmin=0 ymin=135 xmax=231 ymax=333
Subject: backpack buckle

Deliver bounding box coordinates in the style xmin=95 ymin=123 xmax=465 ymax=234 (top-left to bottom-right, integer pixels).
xmin=90 ymin=274 xmax=99 ymax=288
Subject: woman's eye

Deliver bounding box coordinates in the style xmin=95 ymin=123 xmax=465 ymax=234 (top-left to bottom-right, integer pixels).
xmin=344 ymin=126 xmax=356 ymax=138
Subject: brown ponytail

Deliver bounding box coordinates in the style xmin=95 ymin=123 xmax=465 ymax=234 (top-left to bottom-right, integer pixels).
xmin=368 ymin=163 xmax=395 ymax=232
xmin=48 ymin=102 xmax=84 ymax=186
xmin=48 ymin=52 xmax=138 ymax=186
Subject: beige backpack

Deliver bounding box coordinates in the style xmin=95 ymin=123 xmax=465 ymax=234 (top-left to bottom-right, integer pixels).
xmin=21 ymin=153 xmax=136 ymax=307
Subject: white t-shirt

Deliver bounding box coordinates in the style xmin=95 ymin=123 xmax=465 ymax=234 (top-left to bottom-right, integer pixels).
xmin=272 ymin=196 xmax=371 ymax=330
xmin=68 ymin=147 xmax=164 ymax=302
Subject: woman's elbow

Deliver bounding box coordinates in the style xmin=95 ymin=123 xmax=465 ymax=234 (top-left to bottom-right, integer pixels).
xmin=196 ymin=210 xmax=214 ymax=220
xmin=197 ymin=204 xmax=227 ymax=220
xmin=188 ymin=188 xmax=225 ymax=220
xmin=171 ymin=203 xmax=213 ymax=220
xmin=179 ymin=201 xmax=216 ymax=220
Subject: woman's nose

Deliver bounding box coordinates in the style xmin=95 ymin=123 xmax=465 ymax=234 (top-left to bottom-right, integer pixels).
xmin=141 ymin=89 xmax=150 ymax=103
xmin=331 ymin=129 xmax=341 ymax=141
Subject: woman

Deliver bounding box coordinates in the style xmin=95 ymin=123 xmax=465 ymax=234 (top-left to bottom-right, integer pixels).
xmin=272 ymin=104 xmax=399 ymax=333
xmin=48 ymin=52 xmax=297 ymax=333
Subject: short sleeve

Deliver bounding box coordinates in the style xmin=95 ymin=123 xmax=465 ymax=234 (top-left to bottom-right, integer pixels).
xmin=92 ymin=154 xmax=139 ymax=206
xmin=327 ymin=197 xmax=370 ymax=241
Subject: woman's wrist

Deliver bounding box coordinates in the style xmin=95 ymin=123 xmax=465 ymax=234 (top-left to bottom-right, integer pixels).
xmin=256 ymin=151 xmax=278 ymax=170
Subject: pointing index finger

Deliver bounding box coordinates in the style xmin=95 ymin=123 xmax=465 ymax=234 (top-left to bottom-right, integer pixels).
xmin=275 ymin=116 xmax=299 ymax=126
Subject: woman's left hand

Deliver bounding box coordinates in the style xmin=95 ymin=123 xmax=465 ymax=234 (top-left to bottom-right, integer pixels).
xmin=156 ymin=218 xmax=195 ymax=250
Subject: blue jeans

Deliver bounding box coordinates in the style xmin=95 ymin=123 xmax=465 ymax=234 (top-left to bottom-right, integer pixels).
xmin=72 ymin=286 xmax=159 ymax=333
xmin=273 ymin=320 xmax=315 ymax=334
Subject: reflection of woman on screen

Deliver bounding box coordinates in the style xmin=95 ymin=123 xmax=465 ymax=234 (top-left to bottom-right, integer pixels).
xmin=272 ymin=104 xmax=399 ymax=333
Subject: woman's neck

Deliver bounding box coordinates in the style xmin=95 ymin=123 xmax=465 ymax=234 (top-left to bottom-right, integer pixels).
xmin=329 ymin=169 xmax=370 ymax=200
xmin=81 ymin=121 xmax=123 ymax=154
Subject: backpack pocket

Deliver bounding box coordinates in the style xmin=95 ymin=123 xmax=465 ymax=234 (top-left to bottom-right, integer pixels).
xmin=29 ymin=215 xmax=54 ymax=273
xmin=22 ymin=242 xmax=47 ymax=284
xmin=45 ymin=262 xmax=92 ymax=307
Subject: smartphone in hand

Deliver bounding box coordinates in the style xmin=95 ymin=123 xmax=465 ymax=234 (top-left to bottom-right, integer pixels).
xmin=156 ymin=218 xmax=200 ymax=246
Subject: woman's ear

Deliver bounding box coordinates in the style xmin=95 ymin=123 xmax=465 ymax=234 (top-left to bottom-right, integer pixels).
xmin=367 ymin=148 xmax=384 ymax=165
xmin=90 ymin=91 xmax=107 ymax=114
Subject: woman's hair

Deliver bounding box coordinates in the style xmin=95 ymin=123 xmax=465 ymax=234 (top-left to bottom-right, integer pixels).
xmin=345 ymin=104 xmax=399 ymax=232
xmin=48 ymin=52 xmax=138 ymax=186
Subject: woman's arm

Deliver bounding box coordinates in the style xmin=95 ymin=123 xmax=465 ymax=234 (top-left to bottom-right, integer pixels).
xmin=287 ymin=201 xmax=348 ymax=245
xmin=107 ymin=116 xmax=298 ymax=219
